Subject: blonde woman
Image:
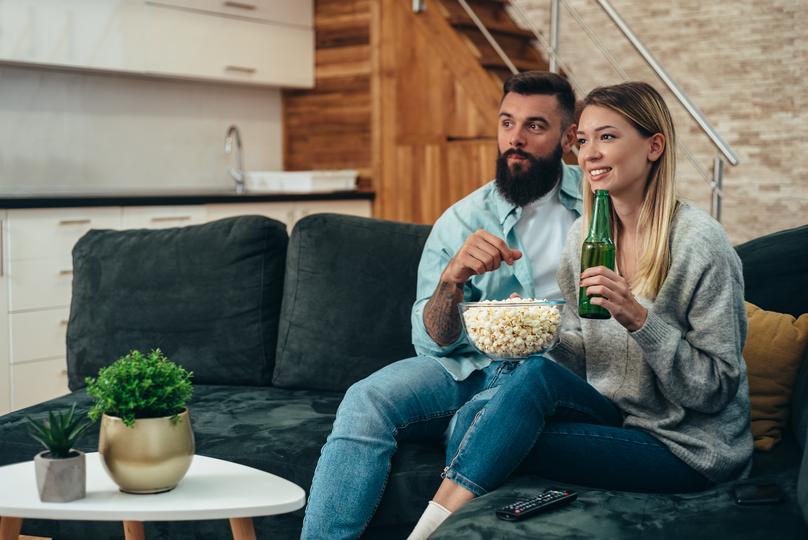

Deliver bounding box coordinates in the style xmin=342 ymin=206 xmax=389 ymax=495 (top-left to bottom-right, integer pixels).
xmin=407 ymin=82 xmax=752 ymax=539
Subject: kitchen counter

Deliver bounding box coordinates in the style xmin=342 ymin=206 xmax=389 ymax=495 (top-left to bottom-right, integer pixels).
xmin=0 ymin=190 xmax=375 ymax=209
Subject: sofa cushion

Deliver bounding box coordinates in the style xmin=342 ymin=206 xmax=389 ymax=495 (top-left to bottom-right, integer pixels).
xmin=67 ymin=216 xmax=288 ymax=389
xmin=744 ymin=303 xmax=808 ymax=450
xmin=735 ymin=224 xmax=808 ymax=319
xmin=272 ymin=214 xmax=431 ymax=392
xmin=792 ymin=351 xmax=808 ymax=447
xmin=431 ymin=473 xmax=807 ymax=539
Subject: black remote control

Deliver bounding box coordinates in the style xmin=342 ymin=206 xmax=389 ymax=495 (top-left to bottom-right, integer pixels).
xmin=495 ymin=488 xmax=578 ymax=521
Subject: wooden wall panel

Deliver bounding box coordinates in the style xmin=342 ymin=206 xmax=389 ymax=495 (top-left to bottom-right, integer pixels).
xmin=283 ymin=0 xmax=373 ymax=190
xmin=375 ymin=0 xmax=502 ymax=224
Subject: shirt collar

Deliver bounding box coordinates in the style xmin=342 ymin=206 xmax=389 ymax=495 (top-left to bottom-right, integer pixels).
xmin=491 ymin=163 xmax=583 ymax=225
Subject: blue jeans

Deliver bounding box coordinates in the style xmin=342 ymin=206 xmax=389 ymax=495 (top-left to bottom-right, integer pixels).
xmin=445 ymin=356 xmax=711 ymax=495
xmin=301 ymin=356 xmax=521 ymax=540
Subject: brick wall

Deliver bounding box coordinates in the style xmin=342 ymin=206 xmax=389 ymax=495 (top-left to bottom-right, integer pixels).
xmin=512 ymin=0 xmax=807 ymax=243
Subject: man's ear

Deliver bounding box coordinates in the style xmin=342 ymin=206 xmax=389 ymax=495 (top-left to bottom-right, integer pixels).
xmin=648 ymin=133 xmax=665 ymax=162
xmin=561 ymin=123 xmax=577 ymax=153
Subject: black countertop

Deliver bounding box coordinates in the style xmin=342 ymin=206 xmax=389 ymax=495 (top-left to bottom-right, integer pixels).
xmin=0 ymin=190 xmax=375 ymax=209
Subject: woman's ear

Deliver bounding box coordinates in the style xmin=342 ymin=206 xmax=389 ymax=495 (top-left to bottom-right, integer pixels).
xmin=648 ymin=133 xmax=665 ymax=162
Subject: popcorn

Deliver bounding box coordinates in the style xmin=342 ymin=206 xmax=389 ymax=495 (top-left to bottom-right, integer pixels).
xmin=461 ymin=298 xmax=562 ymax=358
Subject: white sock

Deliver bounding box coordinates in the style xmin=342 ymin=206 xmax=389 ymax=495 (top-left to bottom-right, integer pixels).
xmin=406 ymin=500 xmax=452 ymax=540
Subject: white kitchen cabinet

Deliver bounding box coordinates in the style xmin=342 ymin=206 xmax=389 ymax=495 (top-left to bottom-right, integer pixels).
xmin=0 ymin=0 xmax=313 ymax=88
xmin=6 ymin=207 xmax=122 ymax=262
xmin=121 ymin=205 xmax=207 ymax=229
xmin=144 ymin=3 xmax=313 ymax=87
xmin=11 ymin=357 xmax=69 ymax=411
xmin=147 ymin=0 xmax=312 ymax=27
xmin=0 ymin=0 xmax=145 ymax=73
xmin=205 ymin=199 xmax=372 ymax=231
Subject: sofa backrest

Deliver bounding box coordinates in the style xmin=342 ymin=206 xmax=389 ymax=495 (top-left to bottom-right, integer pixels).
xmin=271 ymin=213 xmax=431 ymax=392
xmin=735 ymin=224 xmax=807 ymax=319
xmin=735 ymin=223 xmax=808 ymax=447
xmin=66 ymin=215 xmax=288 ymax=389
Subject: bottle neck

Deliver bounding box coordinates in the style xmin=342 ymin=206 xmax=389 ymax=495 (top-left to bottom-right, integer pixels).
xmin=587 ymin=191 xmax=613 ymax=242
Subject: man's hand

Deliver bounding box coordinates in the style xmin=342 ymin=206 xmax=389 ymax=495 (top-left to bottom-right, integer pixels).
xmin=580 ymin=266 xmax=648 ymax=332
xmin=440 ymin=230 xmax=522 ymax=285
xmin=424 ymin=231 xmax=522 ymax=346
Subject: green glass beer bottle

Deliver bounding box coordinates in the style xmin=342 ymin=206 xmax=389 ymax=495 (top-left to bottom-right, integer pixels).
xmin=579 ymin=189 xmax=616 ymax=319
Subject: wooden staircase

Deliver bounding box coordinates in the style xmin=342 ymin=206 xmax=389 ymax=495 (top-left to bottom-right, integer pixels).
xmin=283 ymin=0 xmax=557 ymax=225
xmin=436 ymin=0 xmax=551 ymax=84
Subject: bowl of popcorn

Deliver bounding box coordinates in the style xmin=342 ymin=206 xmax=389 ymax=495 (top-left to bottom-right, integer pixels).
xmin=459 ymin=298 xmax=564 ymax=360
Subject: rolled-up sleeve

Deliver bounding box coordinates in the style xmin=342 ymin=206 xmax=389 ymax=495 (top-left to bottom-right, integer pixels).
xmin=411 ymin=213 xmax=470 ymax=357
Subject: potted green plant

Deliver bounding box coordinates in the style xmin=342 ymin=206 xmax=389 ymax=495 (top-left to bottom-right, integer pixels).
xmin=27 ymin=404 xmax=91 ymax=502
xmin=85 ymin=348 xmax=194 ymax=494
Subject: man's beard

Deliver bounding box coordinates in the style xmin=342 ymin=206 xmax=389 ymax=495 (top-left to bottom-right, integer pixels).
xmin=495 ymin=144 xmax=564 ymax=206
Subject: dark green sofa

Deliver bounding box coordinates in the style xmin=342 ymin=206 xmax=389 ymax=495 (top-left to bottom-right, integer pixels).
xmin=0 ymin=214 xmax=805 ymax=539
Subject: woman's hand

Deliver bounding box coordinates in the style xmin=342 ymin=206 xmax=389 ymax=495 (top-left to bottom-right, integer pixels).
xmin=580 ymin=266 xmax=648 ymax=332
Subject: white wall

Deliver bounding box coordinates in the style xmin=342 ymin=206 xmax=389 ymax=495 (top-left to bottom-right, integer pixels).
xmin=0 ymin=65 xmax=283 ymax=194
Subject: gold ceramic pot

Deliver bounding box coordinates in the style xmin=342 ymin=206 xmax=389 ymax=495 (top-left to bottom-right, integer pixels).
xmin=98 ymin=409 xmax=195 ymax=494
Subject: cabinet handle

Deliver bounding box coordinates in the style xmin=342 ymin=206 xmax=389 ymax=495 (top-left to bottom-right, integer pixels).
xmin=58 ymin=219 xmax=91 ymax=226
xmin=150 ymin=216 xmax=192 ymax=223
xmin=60 ymin=319 xmax=69 ymax=326
xmin=225 ymin=65 xmax=257 ymax=74
xmin=224 ymin=1 xmax=257 ymax=10
xmin=59 ymin=269 xmax=73 ymax=276
xmin=60 ymin=369 xmax=68 ymax=376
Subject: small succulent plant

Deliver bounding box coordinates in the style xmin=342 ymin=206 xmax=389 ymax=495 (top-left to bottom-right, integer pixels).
xmin=27 ymin=403 xmax=92 ymax=459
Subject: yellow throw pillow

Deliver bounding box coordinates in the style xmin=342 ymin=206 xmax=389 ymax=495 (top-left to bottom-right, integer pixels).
xmin=744 ymin=302 xmax=808 ymax=451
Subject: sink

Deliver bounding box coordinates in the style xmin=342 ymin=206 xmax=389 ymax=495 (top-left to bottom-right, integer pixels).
xmin=244 ymin=170 xmax=357 ymax=193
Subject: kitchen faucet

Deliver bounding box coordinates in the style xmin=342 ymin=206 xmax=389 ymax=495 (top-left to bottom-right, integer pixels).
xmin=224 ymin=125 xmax=245 ymax=194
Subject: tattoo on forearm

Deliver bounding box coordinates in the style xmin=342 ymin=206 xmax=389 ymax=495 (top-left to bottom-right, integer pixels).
xmin=424 ymin=280 xmax=464 ymax=346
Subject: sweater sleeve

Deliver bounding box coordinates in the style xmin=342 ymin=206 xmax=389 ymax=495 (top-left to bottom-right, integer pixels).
xmin=549 ymin=220 xmax=586 ymax=378
xmin=629 ymin=218 xmax=748 ymax=414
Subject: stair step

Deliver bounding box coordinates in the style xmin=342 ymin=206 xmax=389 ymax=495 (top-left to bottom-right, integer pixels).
xmin=459 ymin=28 xmax=541 ymax=62
xmin=447 ymin=16 xmax=536 ymax=40
xmin=480 ymin=54 xmax=548 ymax=72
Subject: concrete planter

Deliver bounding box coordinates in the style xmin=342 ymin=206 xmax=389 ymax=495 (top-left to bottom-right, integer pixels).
xmin=99 ymin=409 xmax=195 ymax=494
xmin=34 ymin=449 xmax=86 ymax=502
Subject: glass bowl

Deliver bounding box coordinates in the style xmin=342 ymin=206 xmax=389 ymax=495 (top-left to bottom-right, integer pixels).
xmin=458 ymin=299 xmax=565 ymax=360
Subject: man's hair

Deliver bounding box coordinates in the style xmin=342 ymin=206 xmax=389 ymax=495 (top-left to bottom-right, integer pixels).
xmin=502 ymin=71 xmax=576 ymax=127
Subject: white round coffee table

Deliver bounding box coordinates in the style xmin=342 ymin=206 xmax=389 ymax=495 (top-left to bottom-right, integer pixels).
xmin=0 ymin=452 xmax=305 ymax=540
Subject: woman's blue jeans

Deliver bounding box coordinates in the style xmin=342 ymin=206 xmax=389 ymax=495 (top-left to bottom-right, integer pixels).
xmin=443 ymin=356 xmax=710 ymax=495
xmin=301 ymin=356 xmax=708 ymax=540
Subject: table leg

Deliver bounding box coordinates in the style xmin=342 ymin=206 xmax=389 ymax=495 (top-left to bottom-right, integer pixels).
xmin=0 ymin=516 xmax=23 ymax=540
xmin=229 ymin=517 xmax=256 ymax=540
xmin=122 ymin=521 xmax=145 ymax=540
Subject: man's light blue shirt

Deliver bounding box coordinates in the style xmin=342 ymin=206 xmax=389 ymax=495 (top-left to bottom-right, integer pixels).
xmin=411 ymin=164 xmax=583 ymax=381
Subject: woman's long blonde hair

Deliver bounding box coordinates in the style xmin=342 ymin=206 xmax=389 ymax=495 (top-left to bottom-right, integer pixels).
xmin=580 ymin=82 xmax=678 ymax=299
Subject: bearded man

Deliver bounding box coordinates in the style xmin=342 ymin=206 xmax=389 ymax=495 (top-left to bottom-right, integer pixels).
xmin=301 ymin=71 xmax=582 ymax=540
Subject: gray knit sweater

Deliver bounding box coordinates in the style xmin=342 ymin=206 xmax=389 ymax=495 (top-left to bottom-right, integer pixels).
xmin=551 ymin=203 xmax=753 ymax=483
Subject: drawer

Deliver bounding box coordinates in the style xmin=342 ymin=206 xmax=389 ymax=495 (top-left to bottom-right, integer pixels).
xmin=6 ymin=207 xmax=121 ymax=261
xmin=147 ymin=0 xmax=312 ymax=27
xmin=9 ymin=308 xmax=70 ymax=364
xmin=121 ymin=205 xmax=207 ymax=229
xmin=144 ymin=4 xmax=314 ymax=87
xmin=205 ymin=202 xmax=295 ymax=230
xmin=8 ymin=258 xmax=73 ymax=312
xmin=11 ymin=357 xmax=69 ymax=411
xmin=293 ymin=200 xmax=373 ymax=227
